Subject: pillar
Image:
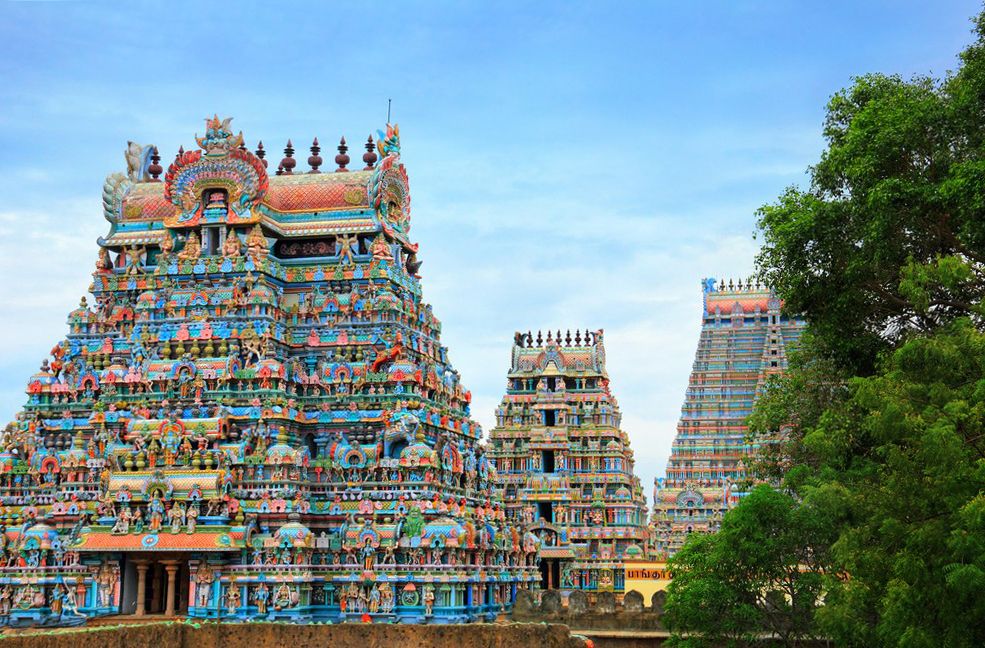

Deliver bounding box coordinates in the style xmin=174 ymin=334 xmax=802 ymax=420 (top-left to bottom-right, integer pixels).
xmin=135 ymin=561 xmax=150 ymax=616
xmin=163 ymin=562 xmax=179 ymax=616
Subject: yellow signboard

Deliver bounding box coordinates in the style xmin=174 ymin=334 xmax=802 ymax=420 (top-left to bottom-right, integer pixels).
xmin=623 ymin=560 xmax=672 ymax=604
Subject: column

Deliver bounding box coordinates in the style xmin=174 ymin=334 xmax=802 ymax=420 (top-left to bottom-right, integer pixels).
xmin=163 ymin=562 xmax=179 ymax=616
xmin=135 ymin=561 xmax=150 ymax=616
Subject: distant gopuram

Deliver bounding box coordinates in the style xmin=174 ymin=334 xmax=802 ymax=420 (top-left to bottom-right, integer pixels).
xmin=0 ymin=117 xmax=538 ymax=627
xmin=650 ymin=278 xmax=805 ymax=557
xmin=487 ymin=329 xmax=650 ymax=598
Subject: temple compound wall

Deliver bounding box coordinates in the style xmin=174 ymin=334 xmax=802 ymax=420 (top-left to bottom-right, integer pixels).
xmin=0 ymin=622 xmax=588 ymax=648
xmin=488 ymin=330 xmax=651 ymax=597
xmin=0 ymin=117 xmax=538 ymax=628
xmin=649 ymin=279 xmax=806 ymax=556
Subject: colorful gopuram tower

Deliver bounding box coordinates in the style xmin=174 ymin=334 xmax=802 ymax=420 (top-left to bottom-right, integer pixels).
xmin=650 ymin=278 xmax=805 ymax=557
xmin=0 ymin=117 xmax=538 ymax=628
xmin=487 ymin=329 xmax=650 ymax=598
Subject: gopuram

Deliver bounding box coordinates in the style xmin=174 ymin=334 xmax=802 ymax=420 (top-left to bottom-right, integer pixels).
xmin=0 ymin=117 xmax=539 ymax=627
xmin=487 ymin=330 xmax=650 ymax=598
xmin=650 ymin=279 xmax=805 ymax=557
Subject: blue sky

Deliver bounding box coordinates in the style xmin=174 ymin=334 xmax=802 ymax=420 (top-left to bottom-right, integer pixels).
xmin=0 ymin=0 xmax=980 ymax=496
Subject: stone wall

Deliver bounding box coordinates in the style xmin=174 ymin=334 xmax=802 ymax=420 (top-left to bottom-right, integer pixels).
xmin=511 ymin=590 xmax=667 ymax=631
xmin=0 ymin=621 xmax=587 ymax=648
xmin=510 ymin=592 xmax=831 ymax=648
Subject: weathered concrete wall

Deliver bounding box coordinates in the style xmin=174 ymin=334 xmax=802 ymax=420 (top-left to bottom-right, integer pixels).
xmin=0 ymin=621 xmax=587 ymax=648
xmin=512 ymin=590 xmax=666 ymax=632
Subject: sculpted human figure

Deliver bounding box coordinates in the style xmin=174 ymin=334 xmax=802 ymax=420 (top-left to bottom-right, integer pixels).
xmin=186 ymin=502 xmax=199 ymax=533
xmin=222 ymin=229 xmax=242 ymax=258
xmin=196 ymin=568 xmax=213 ymax=607
xmin=225 ymin=583 xmax=241 ymax=614
xmin=0 ymin=585 xmax=10 ymax=615
xmin=273 ymin=582 xmax=293 ymax=609
xmin=95 ymin=248 xmax=113 ymax=273
xmin=246 ymin=224 xmax=268 ymax=261
xmin=178 ymin=231 xmax=202 ymax=261
xmin=159 ymin=233 xmax=174 ymax=261
xmin=253 ymin=582 xmax=269 ymax=615
xmin=336 ymin=233 xmax=356 ymax=265
xmin=148 ymin=494 xmax=165 ymax=533
xmin=62 ymin=583 xmax=80 ymax=617
xmin=169 ymin=501 xmax=186 ymax=534
xmin=379 ymin=582 xmax=394 ymax=613
xmin=111 ymin=505 xmax=131 ymax=534
xmin=125 ymin=245 xmax=145 ymax=275
xmin=50 ymin=584 xmax=64 ymax=616
xmin=96 ymin=563 xmax=115 ymax=608
xmin=370 ymin=234 xmax=392 ymax=260
xmin=423 ymin=584 xmax=435 ymax=616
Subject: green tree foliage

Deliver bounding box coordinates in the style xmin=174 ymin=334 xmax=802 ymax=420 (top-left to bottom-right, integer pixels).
xmin=668 ymin=9 xmax=985 ymax=647
xmin=748 ymin=322 xmax=985 ymax=647
xmin=756 ymin=12 xmax=985 ymax=374
xmin=664 ymin=486 xmax=836 ymax=648
xmin=807 ymin=321 xmax=985 ymax=646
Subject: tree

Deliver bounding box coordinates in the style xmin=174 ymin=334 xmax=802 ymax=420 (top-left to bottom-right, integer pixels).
xmin=800 ymin=321 xmax=985 ymax=647
xmin=756 ymin=12 xmax=985 ymax=375
xmin=739 ymin=8 xmax=985 ymax=647
xmin=664 ymin=486 xmax=836 ymax=648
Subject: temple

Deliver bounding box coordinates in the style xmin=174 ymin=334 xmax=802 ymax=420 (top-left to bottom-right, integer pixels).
xmin=487 ymin=330 xmax=650 ymax=599
xmin=0 ymin=117 xmax=539 ymax=627
xmin=649 ymin=279 xmax=805 ymax=557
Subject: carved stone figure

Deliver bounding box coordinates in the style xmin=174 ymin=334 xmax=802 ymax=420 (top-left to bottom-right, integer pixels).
xmin=223 ymin=229 xmax=242 ymax=258
xmin=178 ymin=232 xmax=202 ymax=261
xmin=225 ymin=584 xmax=241 ymax=614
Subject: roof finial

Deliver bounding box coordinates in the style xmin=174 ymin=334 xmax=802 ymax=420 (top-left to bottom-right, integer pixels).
xmin=335 ymin=137 xmax=350 ymax=172
xmin=280 ymin=140 xmax=296 ymax=175
xmin=363 ymin=135 xmax=378 ymax=170
xmin=308 ymin=138 xmax=322 ymax=174
xmin=255 ymin=141 xmax=268 ymax=168
xmin=276 ymin=163 xmax=284 ymax=177
xmin=175 ymin=145 xmax=184 ymax=162
xmin=148 ymin=147 xmax=163 ymax=181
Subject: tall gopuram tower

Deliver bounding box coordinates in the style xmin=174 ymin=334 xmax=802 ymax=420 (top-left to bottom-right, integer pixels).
xmin=0 ymin=117 xmax=538 ymax=628
xmin=650 ymin=278 xmax=805 ymax=557
xmin=487 ymin=329 xmax=650 ymax=598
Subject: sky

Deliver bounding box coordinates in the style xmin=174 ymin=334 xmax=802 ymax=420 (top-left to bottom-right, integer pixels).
xmin=0 ymin=0 xmax=980 ymax=498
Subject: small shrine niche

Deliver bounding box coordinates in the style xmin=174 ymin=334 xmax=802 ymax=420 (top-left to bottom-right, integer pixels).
xmin=202 ymin=188 xmax=229 ymax=222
